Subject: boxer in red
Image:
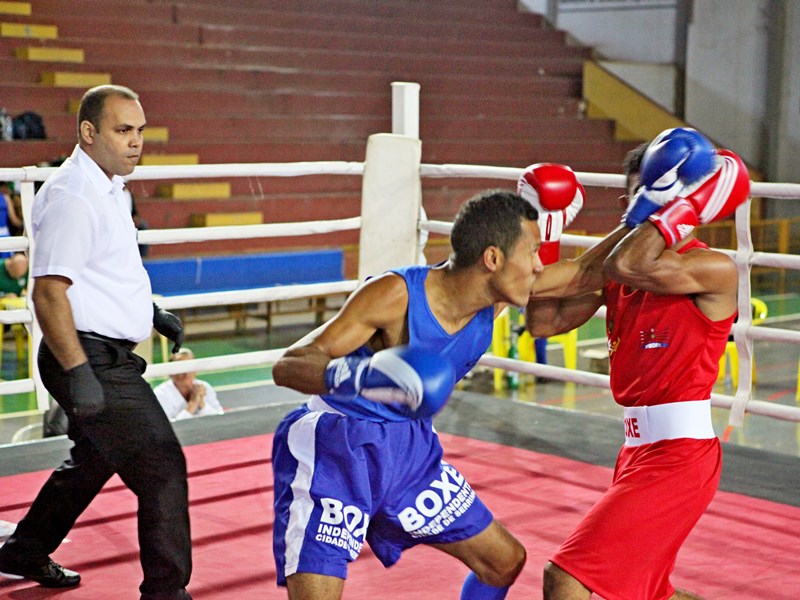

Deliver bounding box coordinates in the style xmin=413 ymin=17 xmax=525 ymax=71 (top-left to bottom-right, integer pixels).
xmin=527 ymin=128 xmax=751 ymax=600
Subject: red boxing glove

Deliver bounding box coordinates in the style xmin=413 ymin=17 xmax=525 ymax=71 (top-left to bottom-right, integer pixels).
xmin=648 ymin=149 xmax=750 ymax=247
xmin=648 ymin=198 xmax=700 ymax=247
xmin=681 ymin=149 xmax=750 ymax=224
xmin=517 ymin=163 xmax=585 ymax=265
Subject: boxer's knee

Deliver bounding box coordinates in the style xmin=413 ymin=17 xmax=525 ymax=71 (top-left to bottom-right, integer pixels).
xmin=474 ymin=534 xmax=526 ymax=587
xmin=543 ymin=561 xmax=590 ymax=599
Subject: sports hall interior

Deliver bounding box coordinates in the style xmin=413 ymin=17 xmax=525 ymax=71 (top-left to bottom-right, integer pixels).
xmin=0 ymin=1 xmax=799 ymax=598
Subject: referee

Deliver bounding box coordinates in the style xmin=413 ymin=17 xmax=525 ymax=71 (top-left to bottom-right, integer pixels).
xmin=0 ymin=85 xmax=192 ymax=600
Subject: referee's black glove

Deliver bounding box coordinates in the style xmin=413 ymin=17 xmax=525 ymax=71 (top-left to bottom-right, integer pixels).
xmin=153 ymin=303 xmax=184 ymax=354
xmin=66 ymin=362 xmax=106 ymax=418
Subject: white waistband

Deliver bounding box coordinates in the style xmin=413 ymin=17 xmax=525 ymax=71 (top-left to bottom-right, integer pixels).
xmin=622 ymin=400 xmax=715 ymax=446
xmin=307 ymin=395 xmax=345 ymax=415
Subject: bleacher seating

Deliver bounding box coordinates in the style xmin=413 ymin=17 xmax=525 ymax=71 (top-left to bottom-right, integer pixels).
xmin=0 ymin=0 xmax=642 ymax=270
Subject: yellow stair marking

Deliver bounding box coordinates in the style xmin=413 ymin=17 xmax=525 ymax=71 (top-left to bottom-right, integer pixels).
xmin=139 ymin=153 xmax=199 ymax=166
xmin=142 ymin=127 xmax=169 ymax=143
xmin=41 ymin=71 xmax=111 ymax=88
xmin=0 ymin=2 xmax=32 ymax=16
xmin=156 ymin=182 xmax=231 ymax=200
xmin=16 ymin=46 xmax=84 ymax=63
xmin=190 ymin=212 xmax=263 ymax=227
xmin=1 ymin=22 xmax=57 ymax=38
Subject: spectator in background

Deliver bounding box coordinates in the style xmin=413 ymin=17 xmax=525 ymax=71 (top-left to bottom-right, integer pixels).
xmin=0 ymin=252 xmax=28 ymax=298
xmin=123 ymin=185 xmax=150 ymax=257
xmin=0 ymin=182 xmax=23 ymax=256
xmin=42 ymin=401 xmax=68 ymax=438
xmin=154 ymin=348 xmax=223 ymax=421
xmin=45 ymin=344 xmax=223 ymax=437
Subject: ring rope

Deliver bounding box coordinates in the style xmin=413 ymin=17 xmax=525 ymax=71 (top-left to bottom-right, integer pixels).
xmin=155 ymin=280 xmax=359 ymax=312
xmin=0 ymin=161 xmax=798 ymax=425
xmin=138 ymin=217 xmax=361 ymax=245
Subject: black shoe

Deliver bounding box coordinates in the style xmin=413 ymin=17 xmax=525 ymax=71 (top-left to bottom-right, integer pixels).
xmin=141 ymin=590 xmax=192 ymax=600
xmin=0 ymin=556 xmax=80 ymax=588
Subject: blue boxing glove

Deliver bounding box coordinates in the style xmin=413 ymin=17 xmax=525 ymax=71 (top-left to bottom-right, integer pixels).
xmin=624 ymin=127 xmax=717 ymax=228
xmin=324 ymin=346 xmax=455 ymax=419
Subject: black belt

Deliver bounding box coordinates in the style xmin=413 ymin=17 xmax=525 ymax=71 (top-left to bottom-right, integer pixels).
xmin=77 ymin=331 xmax=137 ymax=350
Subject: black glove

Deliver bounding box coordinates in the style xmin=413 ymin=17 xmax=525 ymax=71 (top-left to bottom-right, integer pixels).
xmin=153 ymin=302 xmax=184 ymax=354
xmin=65 ymin=362 xmax=106 ymax=418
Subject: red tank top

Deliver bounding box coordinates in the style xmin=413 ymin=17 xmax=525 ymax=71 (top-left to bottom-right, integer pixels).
xmin=604 ymin=239 xmax=735 ymax=407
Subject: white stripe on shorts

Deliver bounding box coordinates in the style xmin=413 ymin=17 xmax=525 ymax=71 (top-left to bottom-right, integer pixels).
xmin=283 ymin=410 xmax=324 ymax=578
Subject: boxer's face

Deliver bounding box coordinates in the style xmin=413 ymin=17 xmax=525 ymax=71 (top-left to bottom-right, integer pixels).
xmin=620 ymin=171 xmax=641 ymax=210
xmin=169 ymin=352 xmax=197 ymax=392
xmin=496 ymin=219 xmax=542 ymax=306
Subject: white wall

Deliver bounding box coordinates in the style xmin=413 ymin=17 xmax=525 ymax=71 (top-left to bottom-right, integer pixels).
xmin=519 ymin=0 xmax=800 ymax=193
xmin=558 ymin=1 xmax=679 ymax=63
xmin=599 ymin=60 xmax=677 ymax=112
xmin=685 ymin=1 xmax=769 ymax=170
xmin=771 ymin=1 xmax=800 ymax=199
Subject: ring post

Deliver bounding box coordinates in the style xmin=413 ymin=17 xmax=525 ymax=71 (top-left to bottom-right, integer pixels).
xmin=359 ymin=133 xmax=422 ymax=279
xmin=391 ymin=82 xmax=420 ymax=140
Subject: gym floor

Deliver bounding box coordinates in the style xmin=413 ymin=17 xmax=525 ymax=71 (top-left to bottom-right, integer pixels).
xmin=1 ymin=296 xmax=799 ymax=598
xmin=1 ymin=292 xmax=798 ymax=456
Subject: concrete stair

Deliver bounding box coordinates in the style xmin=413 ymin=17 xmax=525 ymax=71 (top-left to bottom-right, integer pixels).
xmin=0 ymin=0 xmax=641 ymax=255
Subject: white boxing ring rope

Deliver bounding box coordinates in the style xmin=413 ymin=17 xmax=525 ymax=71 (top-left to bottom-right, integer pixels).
xmin=1 ymin=147 xmax=800 ymax=428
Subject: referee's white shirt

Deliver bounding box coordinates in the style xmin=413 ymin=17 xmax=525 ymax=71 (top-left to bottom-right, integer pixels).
xmin=32 ymin=145 xmax=153 ymax=343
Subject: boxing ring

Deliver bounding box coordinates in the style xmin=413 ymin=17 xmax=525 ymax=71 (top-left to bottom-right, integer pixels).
xmin=1 ymin=83 xmax=799 ymax=430
xmin=2 ymin=83 xmax=800 ymax=598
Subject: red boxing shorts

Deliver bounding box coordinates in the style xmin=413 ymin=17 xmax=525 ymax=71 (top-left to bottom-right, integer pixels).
xmin=551 ymin=436 xmax=721 ymax=600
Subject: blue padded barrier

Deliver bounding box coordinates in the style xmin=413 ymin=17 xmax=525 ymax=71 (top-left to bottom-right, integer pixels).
xmin=144 ymin=249 xmax=344 ymax=296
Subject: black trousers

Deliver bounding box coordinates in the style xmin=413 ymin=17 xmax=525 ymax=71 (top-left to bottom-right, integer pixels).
xmin=1 ymin=336 xmax=192 ymax=596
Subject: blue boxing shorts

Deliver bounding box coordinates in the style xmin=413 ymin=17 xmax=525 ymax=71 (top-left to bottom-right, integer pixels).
xmin=272 ymin=398 xmax=493 ymax=585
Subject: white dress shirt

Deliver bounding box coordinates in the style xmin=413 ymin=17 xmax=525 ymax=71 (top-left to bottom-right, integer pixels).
xmin=31 ymin=145 xmax=153 ymax=342
xmin=153 ymin=378 xmax=224 ymax=421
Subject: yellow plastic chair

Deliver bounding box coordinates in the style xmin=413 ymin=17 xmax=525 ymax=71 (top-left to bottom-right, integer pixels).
xmin=517 ymin=329 xmax=578 ymax=370
xmin=491 ymin=307 xmax=578 ymax=391
xmin=718 ymin=297 xmax=767 ymax=386
xmin=492 ymin=307 xmax=511 ymax=391
xmin=795 ymin=356 xmax=800 ymax=402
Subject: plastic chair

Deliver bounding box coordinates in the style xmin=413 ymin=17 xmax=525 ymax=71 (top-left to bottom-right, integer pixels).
xmin=718 ymin=298 xmax=767 ymax=386
xmin=795 ymin=356 xmax=800 ymax=402
xmin=491 ymin=307 xmax=512 ymax=391
xmin=517 ymin=329 xmax=578 ymax=370
xmin=11 ymin=423 xmax=42 ymax=443
xmin=491 ymin=307 xmax=578 ymax=391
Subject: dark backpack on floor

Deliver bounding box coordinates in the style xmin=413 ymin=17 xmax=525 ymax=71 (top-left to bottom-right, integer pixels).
xmin=12 ymin=112 xmax=47 ymax=139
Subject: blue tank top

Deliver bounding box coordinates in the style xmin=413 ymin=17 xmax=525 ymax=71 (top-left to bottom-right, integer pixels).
xmin=321 ymin=265 xmax=494 ymax=421
xmin=0 ymin=194 xmax=10 ymax=259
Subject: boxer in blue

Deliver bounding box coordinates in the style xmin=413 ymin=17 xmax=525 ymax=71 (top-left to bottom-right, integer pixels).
xmin=271 ymin=176 xmax=584 ymax=599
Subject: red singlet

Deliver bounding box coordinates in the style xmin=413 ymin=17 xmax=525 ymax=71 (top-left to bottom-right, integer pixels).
xmin=551 ymin=238 xmax=735 ymax=600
